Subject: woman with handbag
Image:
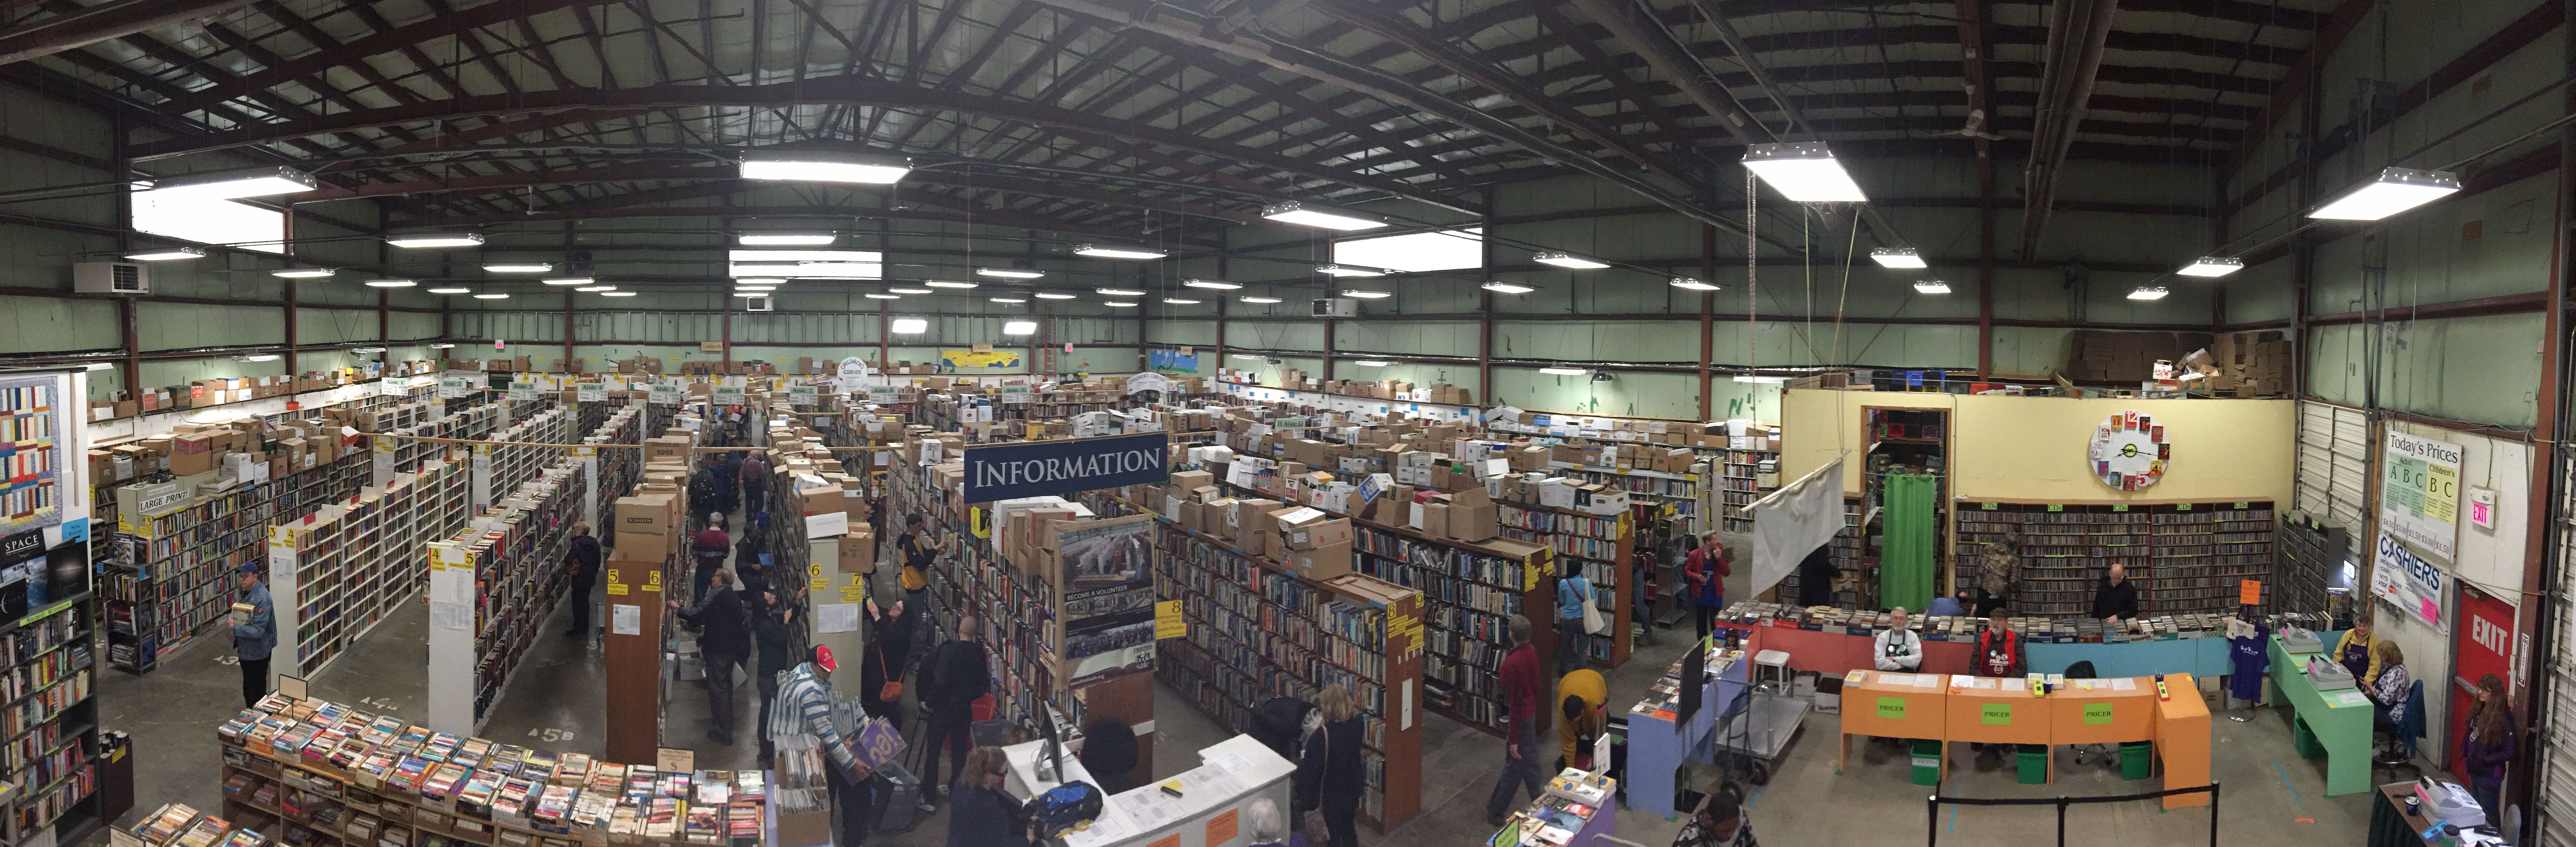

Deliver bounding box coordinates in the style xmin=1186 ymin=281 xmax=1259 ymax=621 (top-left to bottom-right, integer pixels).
xmin=860 ymin=599 xmax=912 ymax=726
xmin=1556 ymin=563 xmax=1597 ymax=672
xmin=1298 ymin=686 xmax=1364 ymax=847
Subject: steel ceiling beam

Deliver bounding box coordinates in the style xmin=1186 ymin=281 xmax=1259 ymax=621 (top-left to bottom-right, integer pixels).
xmin=0 ymin=0 xmax=265 ymax=65
xmin=122 ymin=77 xmax=1480 ymax=213
xmin=296 ymin=160 xmax=1262 ymax=222
xmin=1019 ymin=0 xmax=1745 ymax=236
xmin=1564 ymin=0 xmax=1771 ymax=144
xmin=153 ymin=0 xmax=602 ymax=117
xmin=2019 ymin=0 xmax=2121 ymax=258
xmin=425 ymin=203 xmax=1198 ymax=242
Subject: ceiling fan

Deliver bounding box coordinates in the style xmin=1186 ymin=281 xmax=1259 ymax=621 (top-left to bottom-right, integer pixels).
xmin=1942 ymin=108 xmax=2006 ymax=141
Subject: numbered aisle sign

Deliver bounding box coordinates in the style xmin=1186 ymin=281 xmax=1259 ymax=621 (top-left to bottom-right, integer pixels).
xmin=648 ymin=383 xmax=684 ymax=405
xmin=578 ymin=383 xmax=608 ymax=402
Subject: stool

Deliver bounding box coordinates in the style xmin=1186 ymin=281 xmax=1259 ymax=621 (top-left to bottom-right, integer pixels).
xmin=1754 ymin=650 xmax=1791 ymax=693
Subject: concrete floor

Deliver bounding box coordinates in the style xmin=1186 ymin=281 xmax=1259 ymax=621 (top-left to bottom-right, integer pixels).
xmin=93 ymin=561 xmax=2385 ymax=847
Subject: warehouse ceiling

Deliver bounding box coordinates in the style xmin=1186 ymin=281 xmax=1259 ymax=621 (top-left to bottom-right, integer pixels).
xmin=16 ymin=0 xmax=2339 ymax=240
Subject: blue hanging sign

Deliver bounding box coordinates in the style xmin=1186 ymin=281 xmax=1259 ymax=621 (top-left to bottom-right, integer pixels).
xmin=960 ymin=432 xmax=1171 ymax=503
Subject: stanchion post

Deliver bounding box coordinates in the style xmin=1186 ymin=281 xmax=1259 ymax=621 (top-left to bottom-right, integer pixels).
xmin=2207 ymin=783 xmax=2221 ymax=847
xmin=2055 ymin=797 xmax=2068 ymax=847
xmin=1926 ymin=794 xmax=1941 ymax=847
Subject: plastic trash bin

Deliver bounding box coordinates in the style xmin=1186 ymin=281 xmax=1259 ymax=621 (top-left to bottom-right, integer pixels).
xmin=2120 ymin=741 xmax=2154 ymax=780
xmin=2293 ymin=715 xmax=2325 ymax=758
xmin=1911 ymin=740 xmax=1942 ymax=785
xmin=2016 ymin=744 xmax=2048 ymax=784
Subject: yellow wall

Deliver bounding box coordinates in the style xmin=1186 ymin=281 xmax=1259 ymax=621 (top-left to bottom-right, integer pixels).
xmin=1779 ymin=390 xmax=2296 ymax=507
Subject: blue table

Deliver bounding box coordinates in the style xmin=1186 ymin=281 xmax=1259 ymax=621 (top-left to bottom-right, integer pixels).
xmin=2022 ymin=628 xmax=2349 ymax=681
xmin=1624 ymin=647 xmax=1752 ymax=818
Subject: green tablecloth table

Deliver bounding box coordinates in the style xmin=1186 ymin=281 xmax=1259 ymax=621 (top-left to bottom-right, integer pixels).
xmin=2269 ymin=634 xmax=2376 ymax=797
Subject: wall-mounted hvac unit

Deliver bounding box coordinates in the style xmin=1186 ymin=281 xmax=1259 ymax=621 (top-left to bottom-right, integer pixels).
xmin=73 ymin=262 xmax=148 ymax=295
xmin=743 ymin=295 xmax=775 ymax=312
xmin=1311 ymin=297 xmax=1358 ymax=318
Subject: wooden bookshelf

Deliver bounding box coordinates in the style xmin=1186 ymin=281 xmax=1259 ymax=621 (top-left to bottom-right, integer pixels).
xmin=1347 ymin=523 xmax=1547 ymax=738
xmin=1495 ymin=502 xmax=1632 ymax=668
xmin=1115 ymin=494 xmax=1424 ymax=830
xmin=1952 ymin=500 xmax=2277 ymax=616
xmin=0 ymin=592 xmax=100 ymax=847
xmin=1716 ymin=448 xmax=1774 ymax=534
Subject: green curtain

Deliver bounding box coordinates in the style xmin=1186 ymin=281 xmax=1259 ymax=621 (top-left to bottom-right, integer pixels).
xmin=1881 ymin=473 xmax=1938 ymax=612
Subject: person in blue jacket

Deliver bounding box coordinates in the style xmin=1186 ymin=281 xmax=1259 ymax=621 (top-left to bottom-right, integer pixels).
xmin=1556 ymin=562 xmax=1593 ymax=671
xmin=233 ymin=563 xmax=275 ymax=707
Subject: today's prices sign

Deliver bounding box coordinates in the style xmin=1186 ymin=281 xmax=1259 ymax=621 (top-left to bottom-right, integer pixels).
xmin=2381 ymin=431 xmax=2464 ymax=560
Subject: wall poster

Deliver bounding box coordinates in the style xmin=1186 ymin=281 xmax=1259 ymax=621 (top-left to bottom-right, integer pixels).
xmin=2381 ymin=430 xmax=2464 ymax=560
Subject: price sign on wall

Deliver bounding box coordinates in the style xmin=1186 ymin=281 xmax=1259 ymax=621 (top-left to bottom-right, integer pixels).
xmin=2382 ymin=431 xmax=2464 ymax=560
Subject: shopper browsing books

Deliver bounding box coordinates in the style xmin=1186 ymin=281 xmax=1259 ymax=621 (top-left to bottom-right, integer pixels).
xmin=1973 ymin=526 xmax=2023 ymax=615
xmin=669 ymin=569 xmax=750 ymax=746
xmin=1244 ymin=798 xmax=1307 ymax=847
xmin=1683 ymin=532 xmax=1728 ymax=640
xmin=2090 ymin=564 xmax=2140 ymax=625
xmin=1484 ymin=616 xmax=1545 ymax=828
xmin=1300 ymin=685 xmax=1365 ymax=847
xmin=231 ymin=564 xmax=274 ymax=708
xmin=691 ymin=514 xmax=731 ymax=603
xmin=752 ymin=590 xmax=801 ymax=762
xmin=1671 ymin=782 xmax=1757 ymax=847
xmin=1555 ymin=563 xmax=1594 ymax=671
xmin=770 ymin=646 xmax=873 ymax=846
xmin=922 ymin=614 xmax=991 ymax=803
xmin=563 ymin=522 xmax=601 ymax=638
xmin=1557 ymin=668 xmax=1607 ymax=771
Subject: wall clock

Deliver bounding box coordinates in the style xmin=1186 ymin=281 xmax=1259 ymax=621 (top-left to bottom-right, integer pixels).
xmin=2090 ymin=411 xmax=2167 ymax=491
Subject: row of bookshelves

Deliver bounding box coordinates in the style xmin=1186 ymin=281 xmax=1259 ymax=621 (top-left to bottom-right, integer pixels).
xmin=1950 ymin=501 xmax=2280 ymax=615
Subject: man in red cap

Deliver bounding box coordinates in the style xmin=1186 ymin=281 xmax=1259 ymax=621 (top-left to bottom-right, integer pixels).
xmin=770 ymin=644 xmax=873 ymax=845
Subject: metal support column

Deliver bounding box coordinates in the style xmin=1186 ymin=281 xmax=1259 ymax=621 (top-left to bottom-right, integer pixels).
xmin=1699 ymin=223 xmax=1715 ymax=419
xmin=563 ymin=222 xmax=577 ymax=367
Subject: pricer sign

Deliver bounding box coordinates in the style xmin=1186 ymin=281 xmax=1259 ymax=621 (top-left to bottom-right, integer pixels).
xmin=960 ymin=432 xmax=1171 ymax=503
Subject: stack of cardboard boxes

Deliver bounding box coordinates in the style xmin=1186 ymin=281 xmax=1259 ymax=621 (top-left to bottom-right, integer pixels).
xmin=2195 ymin=331 xmax=2290 ymax=395
xmin=2063 ymin=330 xmax=2217 ymax=384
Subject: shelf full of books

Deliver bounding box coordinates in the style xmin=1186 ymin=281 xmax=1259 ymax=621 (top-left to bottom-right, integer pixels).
xmin=0 ymin=595 xmax=99 ymax=847
xmin=1495 ymin=503 xmax=1632 ymax=668
xmin=1952 ymin=500 xmax=2277 ymax=616
xmin=201 ymin=693 xmax=778 ymax=847
xmin=1134 ymin=498 xmax=1426 ymax=830
xmin=1715 ymin=448 xmax=1776 ymax=534
xmin=105 ymin=454 xmax=370 ymax=673
xmin=261 ymin=454 xmax=472 ymax=679
xmin=427 ymin=453 xmax=590 ymax=735
xmin=1347 ymin=524 xmax=1547 ymax=738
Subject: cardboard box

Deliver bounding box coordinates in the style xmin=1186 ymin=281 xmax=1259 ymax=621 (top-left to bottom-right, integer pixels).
xmin=1274 ymin=508 xmax=1352 ymax=550
xmin=613 ymin=493 xmax=677 ymax=557
xmin=1411 ymin=500 xmax=1450 ymax=538
xmin=839 ymin=528 xmax=876 ymax=574
xmin=1445 ymin=487 xmax=1498 ymax=542
xmin=1283 ymin=542 xmax=1353 ymax=581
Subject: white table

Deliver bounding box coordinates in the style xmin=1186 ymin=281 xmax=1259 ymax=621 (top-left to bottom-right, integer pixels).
xmin=1003 ymin=733 xmax=1295 ymax=847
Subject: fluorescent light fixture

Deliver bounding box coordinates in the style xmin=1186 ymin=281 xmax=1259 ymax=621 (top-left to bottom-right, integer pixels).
xmin=154 ymin=166 xmax=316 ymax=199
xmin=125 ymin=247 xmax=204 ymax=261
xmin=387 ymin=233 xmax=484 ymax=249
xmin=1339 ymin=289 xmax=1391 ymax=299
xmin=975 ymin=268 xmax=1041 ymax=279
xmin=1532 ymin=251 xmax=1609 ymax=269
xmin=1481 ymin=281 xmax=1535 ymax=294
xmin=363 ymin=279 xmax=416 ymax=288
xmin=926 ymin=280 xmax=979 ymax=288
xmin=1239 ymin=296 xmax=1283 ymax=304
xmin=1669 ymin=277 xmax=1720 ymax=291
xmin=472 ymin=293 xmax=508 ymax=299
xmin=2308 ymin=167 xmax=2461 ymax=221
xmin=1314 ymin=264 xmax=1385 ymax=277
xmin=735 ymin=286 xmax=779 ymax=293
xmin=1104 ymin=301 xmax=1138 ymax=307
xmin=233 ymin=354 xmax=280 ymax=362
xmin=1097 ymin=288 xmax=1145 ymax=296
xmin=600 ymin=291 xmax=637 ymax=297
xmin=738 ymin=149 xmax=911 ymax=184
xmin=732 ymin=291 xmax=771 ymax=297
xmin=736 ymin=278 xmax=786 ymax=286
xmin=864 ymin=293 xmax=901 ymax=299
xmin=1034 ymin=292 xmax=1077 ymax=299
xmin=2178 ymin=257 xmax=2245 ymax=277
xmin=1743 ymin=142 xmax=1867 ymax=202
xmin=1261 ymin=201 xmax=1385 ymax=231
xmin=1869 ymin=248 xmax=1927 ymax=269
xmin=83 ymin=363 xmax=112 ymax=371
xmin=348 ymin=347 xmax=387 ymax=354
xmin=426 ymin=287 xmax=472 ymax=294
xmin=1353 ymin=360 xmax=1391 ymax=367
xmin=1162 ymin=298 xmax=1202 ymax=304
xmin=1183 ymin=279 xmax=1241 ymax=290
xmin=1733 ymin=375 xmax=1790 ymax=384
xmin=1539 ymin=367 xmax=1587 ymax=376
xmin=736 ymin=233 xmax=836 ymax=246
xmin=888 ymin=288 xmax=933 ymax=294
xmin=1232 ymin=354 xmax=1264 ymax=361
xmin=541 ymin=277 xmax=593 ymax=286
xmin=575 ymin=285 xmax=615 ymax=292
xmin=1913 ymin=280 xmax=1952 ymax=295
xmin=2127 ymin=286 xmax=2170 ymax=301
xmin=428 ymin=343 xmax=456 ymax=349
xmin=1002 ymin=321 xmax=1038 ymax=335
xmin=990 ymin=297 xmax=1028 ymax=303
xmin=1072 ymin=244 xmax=1167 ymax=260
xmin=890 ymin=318 xmax=928 ymax=333
xmin=726 ymin=249 xmax=882 ymax=279
xmin=271 ymin=268 xmax=334 ymax=278
xmin=482 ymin=263 xmax=552 ymax=273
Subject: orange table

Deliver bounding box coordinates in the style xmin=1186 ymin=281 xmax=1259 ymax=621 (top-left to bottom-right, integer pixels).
xmin=1944 ymin=677 xmax=2056 ymax=782
xmin=1837 ymin=671 xmax=1952 ymax=777
xmin=2049 ymin=677 xmax=2160 ymax=746
xmin=2154 ymin=673 xmax=2213 ymax=808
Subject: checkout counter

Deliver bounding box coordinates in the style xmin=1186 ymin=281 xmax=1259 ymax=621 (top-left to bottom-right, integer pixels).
xmin=1002 ymin=734 xmax=1295 ymax=847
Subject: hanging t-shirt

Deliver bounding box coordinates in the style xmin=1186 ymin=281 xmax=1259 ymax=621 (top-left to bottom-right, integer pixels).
xmin=2228 ymin=620 xmax=2271 ymax=701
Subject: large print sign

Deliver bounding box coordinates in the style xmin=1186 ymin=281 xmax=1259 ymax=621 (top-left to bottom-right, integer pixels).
xmin=2381 ymin=431 xmax=2464 ymax=559
xmin=2372 ymin=531 xmax=2448 ymax=631
xmin=960 ymin=432 xmax=1169 ymax=503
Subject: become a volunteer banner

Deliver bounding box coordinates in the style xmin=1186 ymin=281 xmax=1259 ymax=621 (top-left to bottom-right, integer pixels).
xmin=960 ymin=432 xmax=1170 ymax=503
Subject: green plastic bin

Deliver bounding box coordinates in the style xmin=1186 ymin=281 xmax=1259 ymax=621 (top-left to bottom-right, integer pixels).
xmin=2293 ymin=716 xmax=2326 ymax=759
xmin=1911 ymin=740 xmax=1942 ymax=785
xmin=2016 ymin=744 xmax=2048 ymax=784
xmin=2119 ymin=741 xmax=2154 ymax=780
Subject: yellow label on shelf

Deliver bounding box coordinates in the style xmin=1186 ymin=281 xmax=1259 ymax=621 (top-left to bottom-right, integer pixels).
xmin=643 ymin=570 xmax=661 ymax=592
xmin=1155 ymin=601 xmax=1187 ymax=640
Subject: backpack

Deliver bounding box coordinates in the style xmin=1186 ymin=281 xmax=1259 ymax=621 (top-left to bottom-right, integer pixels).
xmin=1030 ymin=782 xmax=1104 ymax=839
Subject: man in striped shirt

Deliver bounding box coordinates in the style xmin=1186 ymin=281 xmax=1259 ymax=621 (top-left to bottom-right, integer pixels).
xmin=769 ymin=646 xmax=874 ymax=845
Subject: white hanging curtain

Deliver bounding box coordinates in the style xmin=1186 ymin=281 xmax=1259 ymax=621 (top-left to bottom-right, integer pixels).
xmin=1746 ymin=456 xmax=1847 ymax=597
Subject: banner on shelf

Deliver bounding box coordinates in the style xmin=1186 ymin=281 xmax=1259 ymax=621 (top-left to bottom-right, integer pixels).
xmin=941 ymin=350 xmax=1021 ymax=368
xmin=959 ymin=432 xmax=1169 ymax=503
xmin=2372 ymin=531 xmax=2448 ymax=632
xmin=1124 ymin=372 xmax=1175 ymax=396
xmin=1744 ymin=456 xmax=1847 ymax=598
xmin=2381 ymin=430 xmax=2464 ymax=560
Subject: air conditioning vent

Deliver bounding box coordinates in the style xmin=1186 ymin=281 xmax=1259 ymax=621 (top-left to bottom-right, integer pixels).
xmin=73 ymin=262 xmax=148 ymax=295
xmin=1310 ymin=297 xmax=1357 ymax=318
xmin=743 ymin=295 xmax=775 ymax=312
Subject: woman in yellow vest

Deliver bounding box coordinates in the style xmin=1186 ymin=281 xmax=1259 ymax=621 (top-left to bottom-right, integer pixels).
xmin=1558 ymin=667 xmax=1607 ymax=771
